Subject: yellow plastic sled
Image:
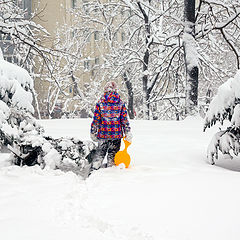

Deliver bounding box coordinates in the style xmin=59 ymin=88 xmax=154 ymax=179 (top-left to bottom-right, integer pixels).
xmin=114 ymin=137 xmax=131 ymax=168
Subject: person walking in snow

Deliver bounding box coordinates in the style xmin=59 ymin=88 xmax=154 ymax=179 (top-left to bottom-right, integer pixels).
xmin=90 ymin=81 xmax=132 ymax=170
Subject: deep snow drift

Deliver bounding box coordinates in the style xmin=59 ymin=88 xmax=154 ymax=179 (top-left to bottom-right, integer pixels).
xmin=1 ymin=117 xmax=240 ymax=240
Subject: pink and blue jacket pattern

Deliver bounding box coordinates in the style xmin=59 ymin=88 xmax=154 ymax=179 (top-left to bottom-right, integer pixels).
xmin=91 ymin=91 xmax=130 ymax=139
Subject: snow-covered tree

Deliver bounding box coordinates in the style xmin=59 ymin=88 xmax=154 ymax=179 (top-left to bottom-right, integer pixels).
xmin=196 ymin=0 xmax=240 ymax=114
xmin=53 ymin=0 xmax=240 ymax=120
xmin=52 ymin=21 xmax=102 ymax=118
xmin=0 ymin=1 xmax=51 ymax=71
xmin=204 ymin=70 xmax=240 ymax=164
xmin=116 ymin=0 xmax=164 ymax=119
xmin=0 ymin=51 xmax=95 ymax=175
xmin=55 ymin=0 xmax=186 ymax=120
xmin=0 ymin=48 xmax=40 ymax=147
xmin=122 ymin=0 xmax=240 ymax=119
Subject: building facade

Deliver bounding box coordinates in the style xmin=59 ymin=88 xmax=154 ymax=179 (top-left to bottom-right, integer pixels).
xmin=32 ymin=0 xmax=108 ymax=118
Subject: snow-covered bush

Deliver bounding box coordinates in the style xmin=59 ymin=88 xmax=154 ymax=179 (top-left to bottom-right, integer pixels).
xmin=9 ymin=133 xmax=96 ymax=177
xmin=0 ymin=50 xmax=95 ymax=175
xmin=0 ymin=49 xmax=38 ymax=141
xmin=204 ymin=70 xmax=240 ymax=164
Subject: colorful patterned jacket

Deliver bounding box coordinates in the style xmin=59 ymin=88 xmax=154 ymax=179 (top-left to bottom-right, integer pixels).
xmin=91 ymin=91 xmax=131 ymax=139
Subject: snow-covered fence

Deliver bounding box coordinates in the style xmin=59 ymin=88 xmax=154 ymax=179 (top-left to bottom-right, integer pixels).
xmin=204 ymin=70 xmax=240 ymax=164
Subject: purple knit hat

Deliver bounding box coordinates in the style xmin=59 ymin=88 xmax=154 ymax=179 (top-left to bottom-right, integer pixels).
xmin=104 ymin=81 xmax=118 ymax=92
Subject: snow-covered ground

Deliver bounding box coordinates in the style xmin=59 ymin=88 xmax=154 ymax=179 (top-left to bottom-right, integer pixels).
xmin=1 ymin=117 xmax=240 ymax=240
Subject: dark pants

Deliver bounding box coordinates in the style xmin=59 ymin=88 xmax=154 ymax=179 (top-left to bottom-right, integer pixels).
xmin=92 ymin=139 xmax=121 ymax=170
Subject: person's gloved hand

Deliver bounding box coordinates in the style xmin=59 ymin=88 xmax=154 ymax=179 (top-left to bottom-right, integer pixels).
xmin=90 ymin=132 xmax=98 ymax=142
xmin=125 ymin=132 xmax=133 ymax=143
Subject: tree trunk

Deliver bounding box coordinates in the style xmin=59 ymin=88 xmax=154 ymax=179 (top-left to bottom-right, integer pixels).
xmin=123 ymin=72 xmax=134 ymax=119
xmin=183 ymin=0 xmax=199 ymax=115
xmin=137 ymin=1 xmax=152 ymax=120
xmin=143 ymin=50 xmax=150 ymax=120
xmin=31 ymin=89 xmax=41 ymax=120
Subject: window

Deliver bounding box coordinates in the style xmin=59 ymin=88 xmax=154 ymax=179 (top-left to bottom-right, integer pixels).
xmin=83 ymin=0 xmax=89 ymax=14
xmin=120 ymin=8 xmax=131 ymax=17
xmin=7 ymin=56 xmax=12 ymax=62
xmin=13 ymin=56 xmax=18 ymax=63
xmin=121 ymin=8 xmax=124 ymax=16
xmin=94 ymin=31 xmax=99 ymax=41
xmin=121 ymin=32 xmax=125 ymax=42
xmin=71 ymin=29 xmax=77 ymax=38
xmin=4 ymin=56 xmax=13 ymax=63
xmin=94 ymin=57 xmax=99 ymax=65
xmin=73 ymin=85 xmax=78 ymax=96
xmin=6 ymin=34 xmax=11 ymax=41
xmin=23 ymin=0 xmax=32 ymax=19
xmin=84 ymin=60 xmax=90 ymax=70
xmin=84 ymin=30 xmax=90 ymax=42
xmin=15 ymin=0 xmax=23 ymax=8
xmin=72 ymin=0 xmax=76 ymax=8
